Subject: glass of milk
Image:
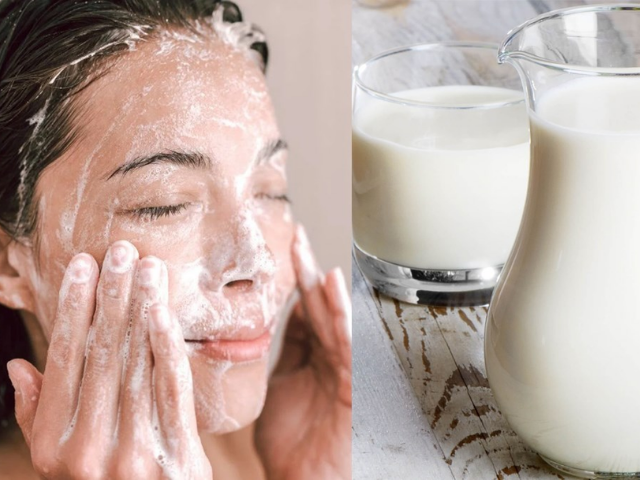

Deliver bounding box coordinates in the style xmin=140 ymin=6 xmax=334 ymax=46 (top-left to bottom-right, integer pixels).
xmin=486 ymin=5 xmax=640 ymax=478
xmin=353 ymin=42 xmax=529 ymax=305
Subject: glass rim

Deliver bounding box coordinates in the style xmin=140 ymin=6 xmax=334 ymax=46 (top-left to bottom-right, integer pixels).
xmin=499 ymin=4 xmax=640 ymax=75
xmin=353 ymin=41 xmax=525 ymax=110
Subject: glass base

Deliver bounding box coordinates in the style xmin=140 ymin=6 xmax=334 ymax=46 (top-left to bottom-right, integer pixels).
xmin=353 ymin=244 xmax=501 ymax=306
xmin=541 ymin=455 xmax=640 ymax=479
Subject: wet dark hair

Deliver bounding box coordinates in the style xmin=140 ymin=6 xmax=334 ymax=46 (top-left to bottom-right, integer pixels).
xmin=0 ymin=0 xmax=268 ymax=435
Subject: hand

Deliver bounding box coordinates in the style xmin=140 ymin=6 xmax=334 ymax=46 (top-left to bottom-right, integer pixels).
xmin=6 ymin=242 xmax=212 ymax=479
xmin=255 ymin=225 xmax=352 ymax=480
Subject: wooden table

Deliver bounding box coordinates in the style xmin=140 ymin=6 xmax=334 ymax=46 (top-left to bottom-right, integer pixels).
xmin=351 ymin=1 xmax=630 ymax=478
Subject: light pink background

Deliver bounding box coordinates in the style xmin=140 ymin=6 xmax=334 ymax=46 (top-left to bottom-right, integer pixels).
xmin=242 ymin=0 xmax=352 ymax=286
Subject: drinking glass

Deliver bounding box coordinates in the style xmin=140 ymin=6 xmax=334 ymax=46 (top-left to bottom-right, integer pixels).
xmin=353 ymin=41 xmax=529 ymax=305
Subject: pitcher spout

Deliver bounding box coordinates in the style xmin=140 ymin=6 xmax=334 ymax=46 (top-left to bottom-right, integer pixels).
xmin=497 ymin=23 xmax=527 ymax=66
xmin=499 ymin=4 xmax=640 ymax=71
xmin=497 ymin=8 xmax=558 ymax=69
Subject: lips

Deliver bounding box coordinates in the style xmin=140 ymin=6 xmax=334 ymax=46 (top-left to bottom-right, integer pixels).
xmin=185 ymin=328 xmax=273 ymax=362
xmin=178 ymin=288 xmax=280 ymax=362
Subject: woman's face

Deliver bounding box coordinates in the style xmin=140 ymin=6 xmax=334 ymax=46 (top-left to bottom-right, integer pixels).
xmin=20 ymin=32 xmax=296 ymax=433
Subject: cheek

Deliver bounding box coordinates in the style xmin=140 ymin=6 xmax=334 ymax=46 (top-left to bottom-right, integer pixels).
xmin=27 ymin=257 xmax=63 ymax=340
xmin=109 ymin=215 xmax=203 ymax=259
xmin=275 ymin=249 xmax=295 ymax=300
xmin=260 ymin=213 xmax=296 ymax=294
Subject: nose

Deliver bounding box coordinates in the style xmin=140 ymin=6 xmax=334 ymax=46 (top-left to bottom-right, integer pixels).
xmin=202 ymin=210 xmax=276 ymax=293
xmin=221 ymin=238 xmax=276 ymax=292
xmin=224 ymin=278 xmax=254 ymax=292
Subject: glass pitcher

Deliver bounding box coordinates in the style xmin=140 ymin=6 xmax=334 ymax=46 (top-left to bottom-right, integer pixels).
xmin=485 ymin=4 xmax=640 ymax=478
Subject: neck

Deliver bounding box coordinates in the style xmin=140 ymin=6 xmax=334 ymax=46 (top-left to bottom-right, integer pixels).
xmin=0 ymin=424 xmax=38 ymax=479
xmin=20 ymin=310 xmax=47 ymax=371
xmin=199 ymin=423 xmax=266 ymax=480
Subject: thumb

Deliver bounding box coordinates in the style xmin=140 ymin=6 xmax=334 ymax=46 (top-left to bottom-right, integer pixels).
xmin=6 ymin=359 xmax=43 ymax=448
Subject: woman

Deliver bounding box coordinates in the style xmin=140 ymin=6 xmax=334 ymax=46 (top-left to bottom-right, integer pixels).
xmin=0 ymin=0 xmax=352 ymax=478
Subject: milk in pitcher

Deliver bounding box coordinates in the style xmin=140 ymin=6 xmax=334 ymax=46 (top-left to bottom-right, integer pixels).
xmin=486 ymin=76 xmax=640 ymax=473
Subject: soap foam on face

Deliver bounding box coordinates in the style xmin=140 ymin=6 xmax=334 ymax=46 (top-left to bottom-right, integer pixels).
xmin=23 ymin=29 xmax=292 ymax=447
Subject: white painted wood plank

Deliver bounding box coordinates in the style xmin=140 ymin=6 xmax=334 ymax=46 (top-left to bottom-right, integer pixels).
xmin=352 ymin=0 xmax=541 ymax=68
xmin=376 ymin=298 xmax=576 ymax=479
xmin=352 ymin=259 xmax=455 ymax=480
xmin=352 ymin=0 xmax=630 ymax=68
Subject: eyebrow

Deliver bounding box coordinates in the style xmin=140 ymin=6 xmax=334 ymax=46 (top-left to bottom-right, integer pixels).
xmin=106 ymin=138 xmax=288 ymax=180
xmin=106 ymin=150 xmax=210 ymax=180
xmin=253 ymin=138 xmax=288 ymax=167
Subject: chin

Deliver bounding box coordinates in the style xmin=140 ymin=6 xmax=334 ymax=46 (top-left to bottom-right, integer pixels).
xmin=191 ymin=356 xmax=270 ymax=434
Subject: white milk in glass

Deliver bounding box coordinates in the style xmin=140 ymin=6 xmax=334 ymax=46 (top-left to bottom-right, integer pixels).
xmin=352 ymin=85 xmax=529 ymax=270
xmin=486 ymin=76 xmax=640 ymax=472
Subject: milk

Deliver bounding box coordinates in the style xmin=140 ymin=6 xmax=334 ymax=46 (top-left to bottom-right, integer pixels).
xmin=486 ymin=76 xmax=640 ymax=473
xmin=352 ymin=86 xmax=529 ymax=270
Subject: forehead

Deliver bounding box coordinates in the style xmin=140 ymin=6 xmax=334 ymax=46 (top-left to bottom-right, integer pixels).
xmin=69 ymin=31 xmax=278 ymax=177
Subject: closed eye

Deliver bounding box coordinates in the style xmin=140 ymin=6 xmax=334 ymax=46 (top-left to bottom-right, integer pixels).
xmin=128 ymin=203 xmax=190 ymax=221
xmin=255 ymin=193 xmax=291 ymax=203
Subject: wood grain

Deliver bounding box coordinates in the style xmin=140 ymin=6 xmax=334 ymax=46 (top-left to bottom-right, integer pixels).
xmin=351 ymin=0 xmax=631 ymax=478
xmin=352 ymin=262 xmax=455 ymax=480
xmin=377 ymin=292 xmax=570 ymax=479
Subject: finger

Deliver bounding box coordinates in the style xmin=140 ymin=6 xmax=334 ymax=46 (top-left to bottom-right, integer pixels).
xmin=291 ymin=224 xmax=335 ymax=347
xmin=73 ymin=241 xmax=138 ymax=451
xmin=7 ymin=359 xmax=43 ymax=448
xmin=292 ymin=224 xmax=324 ymax=291
xmin=271 ymin=299 xmax=313 ymax=376
xmin=325 ymin=268 xmax=352 ymax=358
xmin=148 ymin=303 xmax=199 ymax=458
xmin=324 ymin=269 xmax=353 ymax=404
xmin=118 ymin=256 xmax=168 ymax=446
xmin=32 ymin=253 xmax=98 ymax=448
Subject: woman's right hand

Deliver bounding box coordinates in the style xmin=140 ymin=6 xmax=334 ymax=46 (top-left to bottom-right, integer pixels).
xmin=6 ymin=241 xmax=212 ymax=479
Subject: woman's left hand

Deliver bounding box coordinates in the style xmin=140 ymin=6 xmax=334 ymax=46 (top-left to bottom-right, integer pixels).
xmin=255 ymin=225 xmax=352 ymax=480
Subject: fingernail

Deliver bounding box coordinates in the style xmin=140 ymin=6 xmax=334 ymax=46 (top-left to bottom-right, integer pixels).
xmin=6 ymin=361 xmax=22 ymax=394
xmin=69 ymin=254 xmax=93 ymax=283
xmin=139 ymin=257 xmax=161 ymax=287
xmin=149 ymin=304 xmax=170 ymax=333
xmin=328 ymin=268 xmax=352 ymax=341
xmin=331 ymin=268 xmax=349 ymax=300
xmin=295 ymin=225 xmax=320 ymax=290
xmin=106 ymin=241 xmax=134 ymax=273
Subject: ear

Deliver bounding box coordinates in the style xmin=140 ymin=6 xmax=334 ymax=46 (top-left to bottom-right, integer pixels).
xmin=0 ymin=230 xmax=36 ymax=313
